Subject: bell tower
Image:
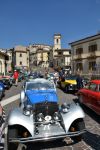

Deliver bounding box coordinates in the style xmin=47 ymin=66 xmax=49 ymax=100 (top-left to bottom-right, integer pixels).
xmin=54 ymin=34 xmax=61 ymax=50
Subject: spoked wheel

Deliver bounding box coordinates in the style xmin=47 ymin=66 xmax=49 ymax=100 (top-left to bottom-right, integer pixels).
xmin=65 ymin=86 xmax=68 ymax=93
xmin=70 ymin=119 xmax=85 ymax=143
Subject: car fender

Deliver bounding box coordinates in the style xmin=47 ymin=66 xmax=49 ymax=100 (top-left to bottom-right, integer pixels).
xmin=61 ymin=103 xmax=85 ymax=132
xmin=8 ymin=108 xmax=34 ymax=136
xmin=20 ymin=90 xmax=25 ymax=103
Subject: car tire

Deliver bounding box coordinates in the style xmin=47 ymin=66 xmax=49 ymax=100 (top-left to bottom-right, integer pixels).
xmin=70 ymin=119 xmax=85 ymax=143
xmin=7 ymin=128 xmax=18 ymax=150
xmin=65 ymin=86 xmax=68 ymax=93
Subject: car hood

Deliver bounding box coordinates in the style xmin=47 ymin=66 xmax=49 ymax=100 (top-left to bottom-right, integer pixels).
xmin=65 ymin=80 xmax=77 ymax=85
xmin=26 ymin=90 xmax=58 ymax=104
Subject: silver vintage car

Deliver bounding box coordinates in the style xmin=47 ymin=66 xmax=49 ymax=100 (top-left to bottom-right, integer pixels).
xmin=7 ymin=78 xmax=86 ymax=150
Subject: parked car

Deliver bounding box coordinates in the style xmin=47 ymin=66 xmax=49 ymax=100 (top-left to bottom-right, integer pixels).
xmin=58 ymin=75 xmax=77 ymax=93
xmin=0 ymin=78 xmax=11 ymax=90
xmin=77 ymin=80 xmax=100 ymax=115
xmin=2 ymin=75 xmax=14 ymax=87
xmin=7 ymin=78 xmax=86 ymax=150
xmin=0 ymin=82 xmax=5 ymax=100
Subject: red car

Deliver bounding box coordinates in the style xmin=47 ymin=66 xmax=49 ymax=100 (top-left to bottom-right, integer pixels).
xmin=78 ymin=80 xmax=100 ymax=115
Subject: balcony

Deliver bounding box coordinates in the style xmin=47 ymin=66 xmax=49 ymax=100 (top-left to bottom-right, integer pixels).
xmin=73 ymin=54 xmax=82 ymax=60
xmin=87 ymin=52 xmax=96 ymax=59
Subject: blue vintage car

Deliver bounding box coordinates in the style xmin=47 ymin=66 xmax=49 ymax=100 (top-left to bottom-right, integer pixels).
xmin=7 ymin=78 xmax=86 ymax=150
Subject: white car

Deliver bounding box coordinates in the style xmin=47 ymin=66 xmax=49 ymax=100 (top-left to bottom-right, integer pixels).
xmin=7 ymin=78 xmax=86 ymax=150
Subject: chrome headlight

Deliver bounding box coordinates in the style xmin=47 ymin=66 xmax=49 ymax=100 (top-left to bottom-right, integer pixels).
xmin=53 ymin=112 xmax=59 ymax=120
xmin=23 ymin=105 xmax=32 ymax=116
xmin=37 ymin=113 xmax=44 ymax=122
xmin=61 ymin=103 xmax=70 ymax=113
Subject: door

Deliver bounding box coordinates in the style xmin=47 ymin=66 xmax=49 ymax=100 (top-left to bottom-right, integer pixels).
xmin=90 ymin=84 xmax=100 ymax=115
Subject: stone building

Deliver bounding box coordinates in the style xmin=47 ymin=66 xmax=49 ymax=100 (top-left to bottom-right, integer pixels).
xmin=69 ymin=33 xmax=100 ymax=76
xmin=6 ymin=49 xmax=13 ymax=72
xmin=11 ymin=45 xmax=30 ymax=71
xmin=52 ymin=34 xmax=71 ymax=70
xmin=29 ymin=44 xmax=52 ymax=70
xmin=0 ymin=49 xmax=9 ymax=74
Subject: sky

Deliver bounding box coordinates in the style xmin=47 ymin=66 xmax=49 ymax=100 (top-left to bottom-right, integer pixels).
xmin=0 ymin=0 xmax=100 ymax=49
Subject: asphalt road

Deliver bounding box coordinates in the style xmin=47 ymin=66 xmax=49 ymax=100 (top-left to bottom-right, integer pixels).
xmin=2 ymin=80 xmax=100 ymax=150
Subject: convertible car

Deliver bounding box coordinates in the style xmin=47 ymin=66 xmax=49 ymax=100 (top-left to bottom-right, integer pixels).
xmin=78 ymin=80 xmax=100 ymax=115
xmin=7 ymin=78 xmax=86 ymax=149
xmin=58 ymin=75 xmax=77 ymax=93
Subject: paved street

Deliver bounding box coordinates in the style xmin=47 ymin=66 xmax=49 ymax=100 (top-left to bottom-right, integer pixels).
xmin=2 ymin=80 xmax=100 ymax=150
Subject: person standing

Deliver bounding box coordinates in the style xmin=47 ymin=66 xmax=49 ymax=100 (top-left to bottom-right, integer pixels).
xmin=76 ymin=74 xmax=83 ymax=90
xmin=13 ymin=70 xmax=19 ymax=86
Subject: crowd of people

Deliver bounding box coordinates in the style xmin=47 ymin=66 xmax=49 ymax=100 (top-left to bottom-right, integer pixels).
xmin=45 ymin=68 xmax=83 ymax=90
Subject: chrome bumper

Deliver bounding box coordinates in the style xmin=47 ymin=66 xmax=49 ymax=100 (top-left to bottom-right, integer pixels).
xmin=9 ymin=129 xmax=86 ymax=143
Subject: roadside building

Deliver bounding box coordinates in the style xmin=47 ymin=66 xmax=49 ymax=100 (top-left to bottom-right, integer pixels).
xmin=0 ymin=49 xmax=9 ymax=75
xmin=29 ymin=44 xmax=52 ymax=70
xmin=52 ymin=34 xmax=71 ymax=70
xmin=54 ymin=48 xmax=71 ymax=69
xmin=69 ymin=33 xmax=100 ymax=76
xmin=6 ymin=49 xmax=12 ymax=72
xmin=11 ymin=45 xmax=30 ymax=71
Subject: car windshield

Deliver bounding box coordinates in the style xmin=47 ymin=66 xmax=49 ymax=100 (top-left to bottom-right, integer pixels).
xmin=65 ymin=76 xmax=77 ymax=80
xmin=49 ymin=73 xmax=54 ymax=77
xmin=26 ymin=81 xmax=54 ymax=90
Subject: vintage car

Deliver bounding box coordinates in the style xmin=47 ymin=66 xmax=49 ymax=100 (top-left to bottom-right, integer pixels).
xmin=77 ymin=80 xmax=100 ymax=115
xmin=58 ymin=75 xmax=77 ymax=93
xmin=7 ymin=78 xmax=86 ymax=149
xmin=0 ymin=82 xmax=5 ymax=100
xmin=0 ymin=78 xmax=11 ymax=90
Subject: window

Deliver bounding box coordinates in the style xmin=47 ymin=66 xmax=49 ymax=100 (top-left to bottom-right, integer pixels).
xmin=19 ymin=53 xmax=22 ymax=57
xmin=20 ymin=61 xmax=22 ymax=65
xmin=88 ymin=44 xmax=97 ymax=52
xmin=89 ymin=83 xmax=97 ymax=91
xmin=58 ymin=52 xmax=62 ymax=55
xmin=89 ymin=61 xmax=96 ymax=71
xmin=76 ymin=48 xmax=83 ymax=55
xmin=76 ymin=63 xmax=83 ymax=71
xmin=56 ymin=39 xmax=59 ymax=44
